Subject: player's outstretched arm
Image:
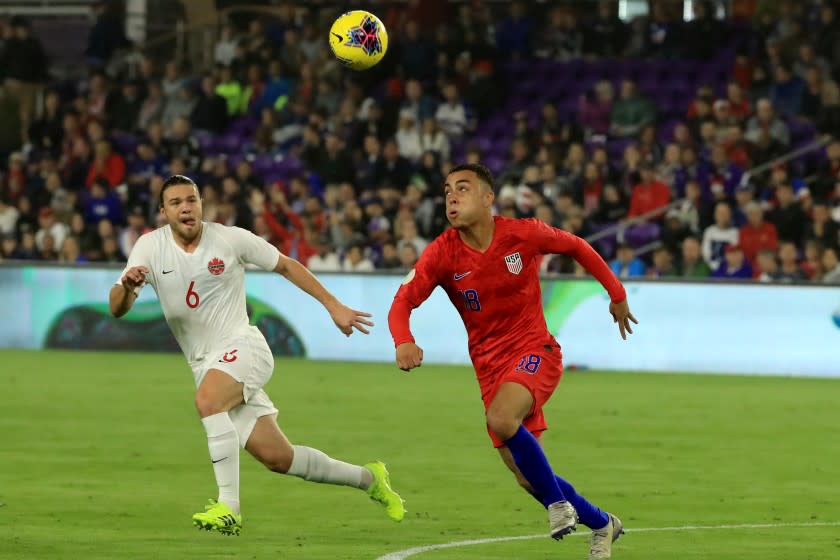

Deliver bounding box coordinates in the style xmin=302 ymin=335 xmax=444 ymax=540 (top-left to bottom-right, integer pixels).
xmin=109 ymin=266 xmax=148 ymax=318
xmin=274 ymin=254 xmax=373 ymax=336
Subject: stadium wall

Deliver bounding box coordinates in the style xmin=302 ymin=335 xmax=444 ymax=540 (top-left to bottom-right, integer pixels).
xmin=1 ymin=264 xmax=838 ymax=377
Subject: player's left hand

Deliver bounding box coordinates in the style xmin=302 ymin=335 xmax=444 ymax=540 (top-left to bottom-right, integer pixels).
xmin=329 ymin=304 xmax=374 ymax=336
xmin=609 ymin=299 xmax=638 ymax=340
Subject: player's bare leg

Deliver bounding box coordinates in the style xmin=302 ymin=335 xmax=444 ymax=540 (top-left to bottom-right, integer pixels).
xmin=192 ymin=369 xmax=245 ymax=535
xmin=498 ymin=445 xmax=624 ymax=558
xmin=487 ymin=382 xmax=576 ymax=539
xmin=245 ymin=415 xmax=405 ymax=521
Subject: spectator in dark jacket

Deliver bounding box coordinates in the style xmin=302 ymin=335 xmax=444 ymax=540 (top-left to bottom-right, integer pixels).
xmin=1 ymin=16 xmax=48 ymax=143
xmin=191 ymin=75 xmax=228 ymax=134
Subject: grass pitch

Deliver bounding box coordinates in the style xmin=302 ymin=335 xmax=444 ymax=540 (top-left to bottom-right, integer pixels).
xmin=1 ymin=349 xmax=838 ymax=559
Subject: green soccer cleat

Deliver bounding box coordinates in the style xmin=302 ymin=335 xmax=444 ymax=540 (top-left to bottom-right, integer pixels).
xmin=365 ymin=461 xmax=405 ymax=522
xmin=192 ymin=499 xmax=242 ymax=536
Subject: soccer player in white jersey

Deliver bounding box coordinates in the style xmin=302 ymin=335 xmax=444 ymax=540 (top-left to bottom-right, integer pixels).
xmin=109 ymin=175 xmax=404 ymax=535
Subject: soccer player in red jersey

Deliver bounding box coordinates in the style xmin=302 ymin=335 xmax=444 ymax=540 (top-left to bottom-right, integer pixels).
xmin=388 ymin=164 xmax=637 ymax=559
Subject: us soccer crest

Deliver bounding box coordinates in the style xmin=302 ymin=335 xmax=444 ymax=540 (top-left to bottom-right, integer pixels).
xmin=504 ymin=252 xmax=522 ymax=275
xmin=208 ymin=257 xmax=225 ymax=276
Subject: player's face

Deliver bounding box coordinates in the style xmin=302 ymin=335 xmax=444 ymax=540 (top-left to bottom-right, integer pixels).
xmin=443 ymin=170 xmax=493 ymax=228
xmin=160 ymin=183 xmax=203 ymax=241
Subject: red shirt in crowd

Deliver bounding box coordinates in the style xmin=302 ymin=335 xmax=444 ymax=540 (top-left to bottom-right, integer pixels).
xmin=629 ymin=180 xmax=671 ymax=218
xmin=739 ymin=221 xmax=778 ymax=270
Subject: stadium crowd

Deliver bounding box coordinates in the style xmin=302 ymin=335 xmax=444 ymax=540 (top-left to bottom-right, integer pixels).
xmin=1 ymin=0 xmax=839 ymax=284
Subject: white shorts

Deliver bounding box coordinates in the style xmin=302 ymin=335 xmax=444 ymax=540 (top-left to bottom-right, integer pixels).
xmin=193 ymin=328 xmax=278 ymax=447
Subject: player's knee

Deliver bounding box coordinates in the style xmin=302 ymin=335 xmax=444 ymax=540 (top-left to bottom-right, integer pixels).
xmin=194 ymin=391 xmax=225 ymax=417
xmin=486 ymin=410 xmax=519 ymax=441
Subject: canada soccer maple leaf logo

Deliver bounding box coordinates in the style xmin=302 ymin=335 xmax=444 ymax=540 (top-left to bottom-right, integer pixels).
xmin=207 ymin=257 xmax=225 ymax=276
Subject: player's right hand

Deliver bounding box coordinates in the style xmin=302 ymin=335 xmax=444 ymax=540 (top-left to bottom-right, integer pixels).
xmin=121 ymin=266 xmax=149 ymax=292
xmin=396 ymin=342 xmax=423 ymax=372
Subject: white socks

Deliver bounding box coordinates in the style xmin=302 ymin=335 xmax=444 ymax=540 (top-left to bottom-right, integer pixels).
xmin=201 ymin=412 xmax=240 ymax=514
xmin=287 ymin=445 xmax=372 ymax=490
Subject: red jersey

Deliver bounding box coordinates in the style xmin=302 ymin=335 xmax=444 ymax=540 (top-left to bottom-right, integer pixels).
xmin=388 ymin=217 xmax=626 ymax=385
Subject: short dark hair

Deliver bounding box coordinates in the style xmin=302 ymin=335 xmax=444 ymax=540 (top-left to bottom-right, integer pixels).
xmin=159 ymin=174 xmax=198 ymax=207
xmin=447 ymin=163 xmax=496 ymax=193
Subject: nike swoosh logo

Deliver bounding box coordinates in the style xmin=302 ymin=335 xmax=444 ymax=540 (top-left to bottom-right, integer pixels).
xmin=212 ymin=457 xmax=228 ymax=464
xmin=162 ymin=269 xmax=174 ymax=274
xmin=453 ymin=271 xmax=472 ymax=281
xmin=332 ymin=32 xmax=343 ymax=42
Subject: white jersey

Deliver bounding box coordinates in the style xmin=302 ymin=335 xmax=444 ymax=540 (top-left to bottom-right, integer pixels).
xmin=116 ymin=222 xmax=281 ymax=368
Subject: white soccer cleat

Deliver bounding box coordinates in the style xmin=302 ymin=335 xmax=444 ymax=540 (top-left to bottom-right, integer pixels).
xmin=589 ymin=512 xmax=624 ymax=559
xmin=548 ymin=500 xmax=577 ymax=540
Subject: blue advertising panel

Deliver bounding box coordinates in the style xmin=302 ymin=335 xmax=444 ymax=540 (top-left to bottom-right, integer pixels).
xmin=1 ymin=265 xmax=838 ymax=377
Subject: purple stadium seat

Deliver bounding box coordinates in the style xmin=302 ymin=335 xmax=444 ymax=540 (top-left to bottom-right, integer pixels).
xmin=624 ymin=223 xmax=661 ymax=249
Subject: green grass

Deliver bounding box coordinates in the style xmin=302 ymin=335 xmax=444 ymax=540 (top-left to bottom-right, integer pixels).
xmin=1 ymin=349 xmax=839 ymax=559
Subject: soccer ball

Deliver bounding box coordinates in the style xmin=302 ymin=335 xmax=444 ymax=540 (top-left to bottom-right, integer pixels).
xmin=328 ymin=10 xmax=388 ymax=71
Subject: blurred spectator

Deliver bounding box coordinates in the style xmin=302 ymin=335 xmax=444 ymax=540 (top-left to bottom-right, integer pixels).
xmin=680 ymin=236 xmax=711 ymax=277
xmin=536 ymin=8 xmax=582 ymax=60
xmin=591 ymin=184 xmax=627 ymax=224
xmin=767 ymin=183 xmax=806 ymax=245
xmin=814 ymin=4 xmax=840 ymax=62
xmin=645 ymin=3 xmax=679 ymax=58
xmin=161 ymin=61 xmax=186 ymax=103
xmin=34 ymin=207 xmax=68 ymax=251
xmin=419 ymin=118 xmax=450 ymax=161
xmin=398 ymin=242 xmax=420 ymax=269
xmin=755 ymin=248 xmax=780 ymax=282
xmin=817 ymin=80 xmax=840 ymax=137
xmin=58 ymin=235 xmax=86 ymax=264
xmin=646 ymin=245 xmax=676 ymax=278
xmin=804 ymin=203 xmax=838 ymax=249
xmin=395 ymin=114 xmax=422 ymax=161
xmin=192 ymin=75 xmax=228 ymax=134
xmin=702 ymin=202 xmax=739 ymax=270
xmin=85 ymin=139 xmax=126 ymax=188
xmin=821 ymin=246 xmax=840 ymax=283
xmin=745 ymin=98 xmax=790 ymax=146
xmin=610 ymin=80 xmax=656 ymax=138
xmin=435 ymin=82 xmax=469 ymax=139
xmin=215 ymin=24 xmax=239 ymax=67
xmin=0 ymin=196 xmax=20 ymax=235
xmin=713 ymin=244 xmax=753 ymax=279
xmin=29 ymin=90 xmax=63 ymax=156
xmin=628 ymin=164 xmax=670 ymax=219
xmin=725 ymin=82 xmax=752 ymax=122
xmin=137 ymin=81 xmax=165 ymax=131
xmin=162 ymin=84 xmax=197 ymax=129
xmin=768 ymin=65 xmax=805 ymax=116
xmin=496 ymin=1 xmax=533 ymax=59
xmin=118 ymin=205 xmax=151 ymax=258
xmin=84 ymin=1 xmax=129 ymax=68
xmin=168 ymin=117 xmax=201 ymax=172
xmin=684 ymin=1 xmax=724 ymax=60
xmin=579 ymin=80 xmax=614 ymax=138
xmin=582 ymin=1 xmax=628 ymax=57
xmin=776 ymin=241 xmax=808 ymax=282
xmin=342 ymin=243 xmax=374 ymax=272
xmin=399 ymin=20 xmax=436 ymax=80
xmin=110 ymin=80 xmax=142 ymax=133
xmin=801 ymin=239 xmax=823 ymax=279
xmin=1 ymin=16 xmax=48 ymax=143
xmin=81 ymin=177 xmax=122 ymax=225
xmin=739 ymin=201 xmax=778 ymax=267
xmin=799 ymin=66 xmax=823 ymax=120
xmin=307 ymin=236 xmax=340 ymax=272
xmin=401 ymin=80 xmax=436 ymax=124
xmin=609 ymin=242 xmax=646 ymax=278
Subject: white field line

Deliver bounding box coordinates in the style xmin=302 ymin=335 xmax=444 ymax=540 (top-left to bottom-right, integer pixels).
xmin=375 ymin=520 xmax=840 ymax=560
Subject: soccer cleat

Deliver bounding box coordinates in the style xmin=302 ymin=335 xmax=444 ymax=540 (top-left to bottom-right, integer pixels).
xmin=365 ymin=461 xmax=405 ymax=522
xmin=192 ymin=499 xmax=242 ymax=536
xmin=548 ymin=500 xmax=577 ymax=540
xmin=589 ymin=513 xmax=625 ymax=559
